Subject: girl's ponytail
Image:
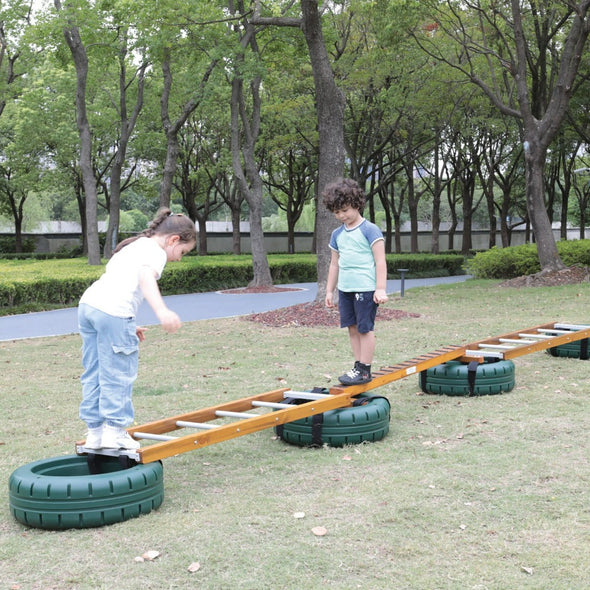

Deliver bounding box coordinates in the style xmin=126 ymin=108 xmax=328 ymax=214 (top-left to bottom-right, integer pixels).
xmin=113 ymin=208 xmax=196 ymax=254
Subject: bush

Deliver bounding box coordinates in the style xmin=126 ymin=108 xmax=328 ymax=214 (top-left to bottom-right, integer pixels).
xmin=0 ymin=253 xmax=467 ymax=311
xmin=385 ymin=254 xmax=465 ymax=277
xmin=0 ymin=236 xmax=36 ymax=254
xmin=466 ymin=240 xmax=590 ymax=279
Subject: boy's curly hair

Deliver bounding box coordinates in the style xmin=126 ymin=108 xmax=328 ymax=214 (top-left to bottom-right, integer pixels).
xmin=322 ymin=178 xmax=366 ymax=212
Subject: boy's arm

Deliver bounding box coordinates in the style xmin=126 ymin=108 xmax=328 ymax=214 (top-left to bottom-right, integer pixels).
xmin=372 ymin=240 xmax=389 ymax=304
xmin=325 ymin=249 xmax=339 ymax=308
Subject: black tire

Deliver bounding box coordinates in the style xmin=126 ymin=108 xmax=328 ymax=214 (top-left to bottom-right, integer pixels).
xmin=9 ymin=454 xmax=164 ymax=530
xmin=420 ymin=359 xmax=515 ymax=396
xmin=275 ymin=393 xmax=390 ymax=447
xmin=548 ymin=338 xmax=590 ymax=359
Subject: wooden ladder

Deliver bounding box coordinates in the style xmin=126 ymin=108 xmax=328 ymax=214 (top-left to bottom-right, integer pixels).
xmin=76 ymin=321 xmax=590 ymax=464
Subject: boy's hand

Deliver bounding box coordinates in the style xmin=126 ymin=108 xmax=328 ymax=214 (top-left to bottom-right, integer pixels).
xmin=374 ymin=289 xmax=388 ymax=304
xmin=325 ymin=291 xmax=336 ymax=308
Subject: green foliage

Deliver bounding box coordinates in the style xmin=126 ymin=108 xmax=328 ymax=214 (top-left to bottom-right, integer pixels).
xmin=119 ymin=209 xmax=149 ymax=232
xmin=0 ymin=253 xmax=466 ymax=311
xmin=385 ymin=254 xmax=464 ymax=277
xmin=0 ymin=236 xmax=36 ymax=253
xmin=467 ymin=240 xmax=590 ymax=279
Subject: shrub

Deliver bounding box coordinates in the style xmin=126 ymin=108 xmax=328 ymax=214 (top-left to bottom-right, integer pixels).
xmin=0 ymin=253 xmax=467 ymax=311
xmin=467 ymin=240 xmax=590 ymax=279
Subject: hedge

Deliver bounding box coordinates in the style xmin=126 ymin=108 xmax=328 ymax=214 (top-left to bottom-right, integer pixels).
xmin=0 ymin=253 xmax=465 ymax=310
xmin=466 ymin=240 xmax=590 ymax=279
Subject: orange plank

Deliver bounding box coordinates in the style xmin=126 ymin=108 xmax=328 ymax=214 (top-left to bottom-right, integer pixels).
xmin=136 ymin=390 xmax=356 ymax=463
xmin=127 ymin=388 xmax=291 ymax=436
xmin=329 ymin=345 xmax=466 ymax=395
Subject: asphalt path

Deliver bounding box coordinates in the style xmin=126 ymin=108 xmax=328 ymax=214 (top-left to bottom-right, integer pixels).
xmin=0 ymin=275 xmax=470 ymax=342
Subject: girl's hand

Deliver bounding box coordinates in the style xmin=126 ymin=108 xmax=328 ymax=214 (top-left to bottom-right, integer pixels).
xmin=136 ymin=326 xmax=147 ymax=342
xmin=157 ymin=308 xmax=182 ymax=333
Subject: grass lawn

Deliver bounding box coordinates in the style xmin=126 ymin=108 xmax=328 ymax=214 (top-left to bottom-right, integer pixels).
xmin=1 ymin=278 xmax=590 ymax=589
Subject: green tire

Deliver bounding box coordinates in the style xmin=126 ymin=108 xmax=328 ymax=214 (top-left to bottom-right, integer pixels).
xmin=9 ymin=454 xmax=164 ymax=530
xmin=420 ymin=359 xmax=515 ymax=396
xmin=548 ymin=339 xmax=590 ymax=359
xmin=275 ymin=394 xmax=390 ymax=447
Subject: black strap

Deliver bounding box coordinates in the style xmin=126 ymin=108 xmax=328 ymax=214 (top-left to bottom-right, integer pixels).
xmin=467 ymin=360 xmax=480 ymax=396
xmin=275 ymin=388 xmax=327 ymax=442
xmin=311 ymin=413 xmax=324 ymax=446
xmin=419 ymin=370 xmax=428 ymax=393
xmin=581 ymin=338 xmax=589 ymax=360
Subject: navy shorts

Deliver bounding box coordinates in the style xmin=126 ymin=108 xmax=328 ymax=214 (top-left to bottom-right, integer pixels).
xmin=338 ymin=290 xmax=378 ymax=333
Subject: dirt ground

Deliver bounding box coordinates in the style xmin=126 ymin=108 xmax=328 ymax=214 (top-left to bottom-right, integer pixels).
xmin=236 ymin=265 xmax=589 ymax=328
xmin=498 ymin=264 xmax=590 ymax=288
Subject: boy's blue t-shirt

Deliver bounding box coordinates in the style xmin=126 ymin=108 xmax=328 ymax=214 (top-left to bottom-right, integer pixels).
xmin=329 ymin=218 xmax=384 ymax=292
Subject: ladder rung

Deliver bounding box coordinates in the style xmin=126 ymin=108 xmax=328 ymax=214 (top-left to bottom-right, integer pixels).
xmin=252 ymin=401 xmax=292 ymax=409
xmin=519 ymin=333 xmax=551 ymax=339
xmin=554 ymin=323 xmax=590 ymax=331
xmin=478 ymin=343 xmax=515 ymax=350
xmin=176 ymin=420 xmax=217 ymax=430
xmin=538 ymin=328 xmax=570 ymax=334
xmin=283 ymin=391 xmax=330 ymax=401
xmin=464 ymin=350 xmax=504 ymax=358
xmin=215 ymin=410 xmax=255 ymax=419
xmin=133 ymin=432 xmax=177 ymax=441
xmin=499 ymin=338 xmax=535 ymax=344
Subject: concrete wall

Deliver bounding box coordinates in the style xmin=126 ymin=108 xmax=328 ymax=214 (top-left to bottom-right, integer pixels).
xmin=5 ymin=227 xmax=587 ymax=255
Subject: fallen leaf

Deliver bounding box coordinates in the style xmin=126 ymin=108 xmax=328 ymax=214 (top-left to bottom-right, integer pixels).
xmin=141 ymin=550 xmax=160 ymax=561
xmin=521 ymin=566 xmax=534 ymax=575
xmin=312 ymin=526 xmax=327 ymax=537
xmin=188 ymin=562 xmax=201 ymax=573
xmin=293 ymin=512 xmax=305 ymax=519
xmin=342 ymin=455 xmax=352 ymax=461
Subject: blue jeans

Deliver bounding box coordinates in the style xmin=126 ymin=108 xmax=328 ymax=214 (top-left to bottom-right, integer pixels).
xmin=78 ymin=303 xmax=139 ymax=429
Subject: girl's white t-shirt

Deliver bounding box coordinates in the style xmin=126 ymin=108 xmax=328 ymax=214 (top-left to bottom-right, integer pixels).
xmin=80 ymin=237 xmax=167 ymax=318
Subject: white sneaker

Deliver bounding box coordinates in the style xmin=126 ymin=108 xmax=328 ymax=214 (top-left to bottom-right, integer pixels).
xmin=84 ymin=425 xmax=104 ymax=449
xmin=101 ymin=424 xmax=140 ymax=450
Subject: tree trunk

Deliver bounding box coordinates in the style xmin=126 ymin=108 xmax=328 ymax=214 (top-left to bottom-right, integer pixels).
xmin=523 ymin=139 xmax=563 ymax=271
xmin=56 ymin=0 xmax=101 ymax=265
xmin=228 ymin=14 xmax=272 ymax=287
xmin=105 ymin=33 xmax=146 ymax=258
xmin=301 ymin=0 xmax=345 ymax=301
xmin=430 ymin=142 xmax=441 ymax=255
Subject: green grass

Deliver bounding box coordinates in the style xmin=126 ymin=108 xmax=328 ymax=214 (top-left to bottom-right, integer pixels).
xmin=2 ymin=279 xmax=590 ymax=588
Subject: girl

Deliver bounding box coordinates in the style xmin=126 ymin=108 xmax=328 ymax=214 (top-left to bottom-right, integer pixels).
xmin=79 ymin=208 xmax=196 ymax=450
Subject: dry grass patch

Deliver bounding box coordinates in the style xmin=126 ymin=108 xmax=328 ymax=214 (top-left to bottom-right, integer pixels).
xmin=2 ymin=279 xmax=590 ymax=589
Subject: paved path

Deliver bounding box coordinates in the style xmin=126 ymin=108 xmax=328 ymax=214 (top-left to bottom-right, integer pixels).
xmin=0 ymin=276 xmax=470 ymax=342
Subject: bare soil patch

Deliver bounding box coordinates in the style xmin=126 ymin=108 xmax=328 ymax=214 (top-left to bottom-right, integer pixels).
xmin=499 ymin=265 xmax=590 ymax=288
xmin=220 ymin=285 xmax=303 ymax=294
xmin=245 ymin=300 xmax=419 ymax=328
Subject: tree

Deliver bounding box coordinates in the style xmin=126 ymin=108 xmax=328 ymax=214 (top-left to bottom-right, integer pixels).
xmin=54 ymin=0 xmax=101 ymax=264
xmin=228 ymin=0 xmax=273 ymax=287
xmin=411 ymin=0 xmax=590 ymax=272
xmin=103 ymin=26 xmax=147 ymax=259
xmin=250 ymin=0 xmax=345 ymax=298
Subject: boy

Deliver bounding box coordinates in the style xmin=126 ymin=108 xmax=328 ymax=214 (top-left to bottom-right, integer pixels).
xmin=323 ymin=178 xmax=388 ymax=385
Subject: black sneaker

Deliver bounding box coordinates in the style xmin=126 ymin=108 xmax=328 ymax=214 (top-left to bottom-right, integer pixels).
xmin=338 ymin=364 xmax=371 ymax=385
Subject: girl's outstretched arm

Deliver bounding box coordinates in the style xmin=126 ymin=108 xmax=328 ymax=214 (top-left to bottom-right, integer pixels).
xmin=138 ymin=267 xmax=182 ymax=333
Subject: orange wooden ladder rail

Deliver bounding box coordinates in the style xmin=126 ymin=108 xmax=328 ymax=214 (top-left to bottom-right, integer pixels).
xmin=76 ymin=322 xmax=590 ymax=463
